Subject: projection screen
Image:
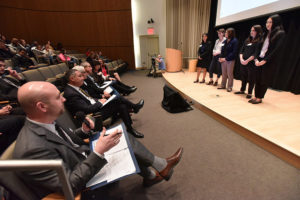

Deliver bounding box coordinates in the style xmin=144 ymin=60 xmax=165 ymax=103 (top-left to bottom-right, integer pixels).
xmin=216 ymin=0 xmax=300 ymax=26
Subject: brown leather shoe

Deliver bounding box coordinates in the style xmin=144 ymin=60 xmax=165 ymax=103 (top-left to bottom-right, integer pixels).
xmin=143 ymin=170 xmax=164 ymax=187
xmin=159 ymin=147 xmax=183 ymax=181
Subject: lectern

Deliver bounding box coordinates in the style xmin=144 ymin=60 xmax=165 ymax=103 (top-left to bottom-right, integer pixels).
xmin=166 ymin=48 xmax=182 ymax=72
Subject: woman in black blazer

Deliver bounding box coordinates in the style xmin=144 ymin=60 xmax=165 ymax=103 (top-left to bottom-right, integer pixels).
xmin=249 ymin=14 xmax=285 ymax=104
xmin=235 ymin=25 xmax=263 ymax=99
xmin=194 ymin=33 xmax=211 ymax=83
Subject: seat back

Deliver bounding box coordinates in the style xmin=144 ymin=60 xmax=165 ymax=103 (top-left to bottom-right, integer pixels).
xmin=57 ymin=63 xmax=69 ymax=73
xmin=38 ymin=67 xmax=56 ymax=79
xmin=4 ymin=59 xmax=13 ymax=68
xmin=49 ymin=65 xmax=64 ymax=75
xmin=112 ymin=60 xmax=118 ymax=67
xmin=30 ymin=57 xmax=38 ymax=66
xmin=22 ymin=69 xmax=45 ymax=81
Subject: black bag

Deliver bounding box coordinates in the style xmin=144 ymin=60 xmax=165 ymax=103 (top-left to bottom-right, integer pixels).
xmin=161 ymin=85 xmax=192 ymax=113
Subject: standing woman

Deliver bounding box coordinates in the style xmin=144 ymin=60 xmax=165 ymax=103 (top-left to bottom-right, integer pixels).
xmin=194 ymin=33 xmax=211 ymax=83
xmin=218 ymin=28 xmax=238 ymax=92
xmin=235 ymin=25 xmax=263 ymax=99
xmin=249 ymin=14 xmax=285 ymax=104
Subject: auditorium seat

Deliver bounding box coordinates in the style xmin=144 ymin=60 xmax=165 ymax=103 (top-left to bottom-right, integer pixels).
xmin=57 ymin=63 xmax=69 ymax=73
xmin=30 ymin=57 xmax=48 ymax=68
xmin=22 ymin=69 xmax=46 ymax=81
xmin=38 ymin=67 xmax=57 ymax=83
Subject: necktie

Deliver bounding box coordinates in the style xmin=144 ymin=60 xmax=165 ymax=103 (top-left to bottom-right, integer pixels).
xmin=79 ymin=88 xmax=91 ymax=98
xmin=55 ymin=124 xmax=72 ymax=145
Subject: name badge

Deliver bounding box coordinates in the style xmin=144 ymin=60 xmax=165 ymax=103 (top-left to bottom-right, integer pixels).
xmin=247 ymin=43 xmax=252 ymax=46
xmin=221 ymin=44 xmax=225 ymax=46
xmin=199 ymin=45 xmax=202 ymax=47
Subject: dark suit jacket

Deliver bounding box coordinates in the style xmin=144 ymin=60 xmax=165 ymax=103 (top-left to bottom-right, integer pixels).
xmin=11 ymin=54 xmax=34 ymax=71
xmin=82 ymin=76 xmax=104 ymax=99
xmin=0 ymin=76 xmax=26 ymax=101
xmin=255 ymin=31 xmax=285 ymax=84
xmin=221 ymin=38 xmax=239 ymax=61
xmin=12 ymin=119 xmax=107 ymax=198
xmin=63 ymin=84 xmax=103 ymax=116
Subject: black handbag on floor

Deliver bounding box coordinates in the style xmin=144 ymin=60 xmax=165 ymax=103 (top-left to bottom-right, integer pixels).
xmin=161 ymin=85 xmax=192 ymax=113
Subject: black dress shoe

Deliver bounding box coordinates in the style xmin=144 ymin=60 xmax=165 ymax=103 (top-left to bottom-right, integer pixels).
xmin=129 ymin=87 xmax=137 ymax=93
xmin=234 ymin=91 xmax=244 ymax=94
xmin=246 ymin=94 xmax=252 ymax=99
xmin=217 ymin=87 xmax=226 ymax=89
xmin=134 ymin=99 xmax=144 ymax=113
xmin=248 ymin=99 xmax=255 ymax=103
xmin=252 ymin=99 xmax=262 ymax=104
xmin=206 ymin=81 xmax=213 ymax=85
xmin=127 ymin=129 xmax=144 ymax=138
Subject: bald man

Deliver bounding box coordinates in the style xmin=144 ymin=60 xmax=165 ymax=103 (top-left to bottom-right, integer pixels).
xmin=13 ymin=82 xmax=183 ymax=198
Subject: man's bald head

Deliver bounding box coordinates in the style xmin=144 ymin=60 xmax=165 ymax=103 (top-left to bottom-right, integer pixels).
xmin=18 ymin=82 xmax=65 ymax=122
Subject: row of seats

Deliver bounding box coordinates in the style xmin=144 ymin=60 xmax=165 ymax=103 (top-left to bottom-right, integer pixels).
xmin=106 ymin=59 xmax=128 ymax=74
xmin=21 ymin=63 xmax=69 ymax=83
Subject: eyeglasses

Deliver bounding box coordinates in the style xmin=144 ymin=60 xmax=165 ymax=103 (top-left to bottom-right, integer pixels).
xmin=0 ymin=64 xmax=6 ymax=67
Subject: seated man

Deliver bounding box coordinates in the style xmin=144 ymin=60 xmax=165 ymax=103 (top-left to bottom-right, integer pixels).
xmin=63 ymin=69 xmax=144 ymax=138
xmin=13 ymin=81 xmax=183 ymax=198
xmin=0 ymin=58 xmax=26 ymax=103
xmin=0 ymin=40 xmax=14 ymax=59
xmin=11 ymin=48 xmax=37 ymax=72
xmin=73 ymin=65 xmax=144 ymax=114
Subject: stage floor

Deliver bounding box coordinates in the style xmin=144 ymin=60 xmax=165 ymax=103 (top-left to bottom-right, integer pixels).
xmin=163 ymin=71 xmax=300 ymax=168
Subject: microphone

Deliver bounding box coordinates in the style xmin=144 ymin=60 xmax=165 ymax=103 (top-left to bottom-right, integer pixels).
xmin=75 ymin=111 xmax=91 ymax=129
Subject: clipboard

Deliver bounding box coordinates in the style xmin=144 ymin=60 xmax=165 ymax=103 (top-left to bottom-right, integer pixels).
xmin=86 ymin=122 xmax=140 ymax=189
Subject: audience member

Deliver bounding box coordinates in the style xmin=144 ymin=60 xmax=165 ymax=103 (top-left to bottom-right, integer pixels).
xmin=207 ymin=28 xmax=226 ymax=86
xmin=91 ymin=61 xmax=136 ymax=95
xmin=63 ymin=69 xmax=144 ymax=138
xmin=249 ymin=14 xmax=285 ymax=104
xmin=194 ymin=33 xmax=211 ymax=83
xmin=8 ymin=38 xmax=19 ymax=55
xmin=11 ymin=48 xmax=36 ymax=72
xmin=57 ymin=49 xmax=78 ymax=67
xmin=74 ymin=65 xmax=144 ymax=113
xmin=0 ymin=40 xmax=14 ymax=59
xmin=235 ymin=25 xmax=263 ymax=99
xmin=218 ymin=28 xmax=239 ymax=92
xmin=12 ymin=81 xmax=183 ymax=198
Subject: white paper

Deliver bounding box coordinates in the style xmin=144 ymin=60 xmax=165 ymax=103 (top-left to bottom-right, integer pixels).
xmin=104 ymin=86 xmax=113 ymax=94
xmin=86 ymin=124 xmax=137 ymax=188
xmin=101 ymin=94 xmax=116 ymax=107
xmin=99 ymin=81 xmax=112 ymax=89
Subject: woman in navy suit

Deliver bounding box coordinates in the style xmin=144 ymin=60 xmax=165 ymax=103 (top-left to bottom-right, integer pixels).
xmin=249 ymin=14 xmax=285 ymax=104
xmin=218 ymin=28 xmax=238 ymax=92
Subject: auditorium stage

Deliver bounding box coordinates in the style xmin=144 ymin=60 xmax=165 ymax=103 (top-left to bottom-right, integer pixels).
xmin=163 ymin=70 xmax=300 ymax=168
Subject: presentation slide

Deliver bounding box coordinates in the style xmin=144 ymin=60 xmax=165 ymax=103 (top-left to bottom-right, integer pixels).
xmin=216 ymin=0 xmax=300 ymax=26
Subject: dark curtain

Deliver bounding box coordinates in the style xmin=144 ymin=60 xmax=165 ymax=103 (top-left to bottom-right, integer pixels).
xmin=208 ymin=3 xmax=300 ymax=94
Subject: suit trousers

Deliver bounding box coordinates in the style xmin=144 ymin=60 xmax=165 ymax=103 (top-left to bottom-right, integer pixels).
xmin=254 ymin=66 xmax=268 ymax=99
xmin=240 ymin=62 xmax=255 ymax=94
xmin=209 ymin=55 xmax=221 ymax=78
xmin=221 ymin=60 xmax=235 ymax=89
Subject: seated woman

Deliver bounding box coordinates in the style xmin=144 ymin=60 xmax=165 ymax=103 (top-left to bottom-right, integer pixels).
xmin=57 ymin=49 xmax=78 ymax=67
xmin=91 ymin=61 xmax=136 ymax=95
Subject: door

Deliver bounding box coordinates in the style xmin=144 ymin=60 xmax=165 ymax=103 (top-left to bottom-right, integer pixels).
xmin=140 ymin=35 xmax=159 ymax=69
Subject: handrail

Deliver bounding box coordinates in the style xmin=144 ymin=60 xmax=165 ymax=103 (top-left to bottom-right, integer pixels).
xmin=0 ymin=159 xmax=74 ymax=200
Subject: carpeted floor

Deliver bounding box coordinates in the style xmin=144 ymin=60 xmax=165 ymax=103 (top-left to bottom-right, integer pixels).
xmin=85 ymin=70 xmax=300 ymax=200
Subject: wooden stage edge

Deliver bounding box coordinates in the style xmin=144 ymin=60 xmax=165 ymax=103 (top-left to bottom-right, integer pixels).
xmin=163 ymin=74 xmax=300 ymax=169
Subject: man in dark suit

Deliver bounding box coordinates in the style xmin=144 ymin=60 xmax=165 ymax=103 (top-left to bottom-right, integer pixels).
xmin=63 ymin=69 xmax=144 ymax=138
xmin=13 ymin=81 xmax=183 ymax=198
xmin=11 ymin=48 xmax=36 ymax=72
xmin=73 ymin=65 xmax=144 ymax=114
xmin=0 ymin=59 xmax=26 ymax=102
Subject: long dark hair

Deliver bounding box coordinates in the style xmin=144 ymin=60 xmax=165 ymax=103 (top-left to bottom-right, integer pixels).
xmin=265 ymin=14 xmax=285 ymax=42
xmin=246 ymin=25 xmax=263 ymax=44
xmin=201 ymin=33 xmax=208 ymax=44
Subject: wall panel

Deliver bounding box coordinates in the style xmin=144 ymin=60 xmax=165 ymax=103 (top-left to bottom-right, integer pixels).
xmin=0 ymin=0 xmax=135 ymax=69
